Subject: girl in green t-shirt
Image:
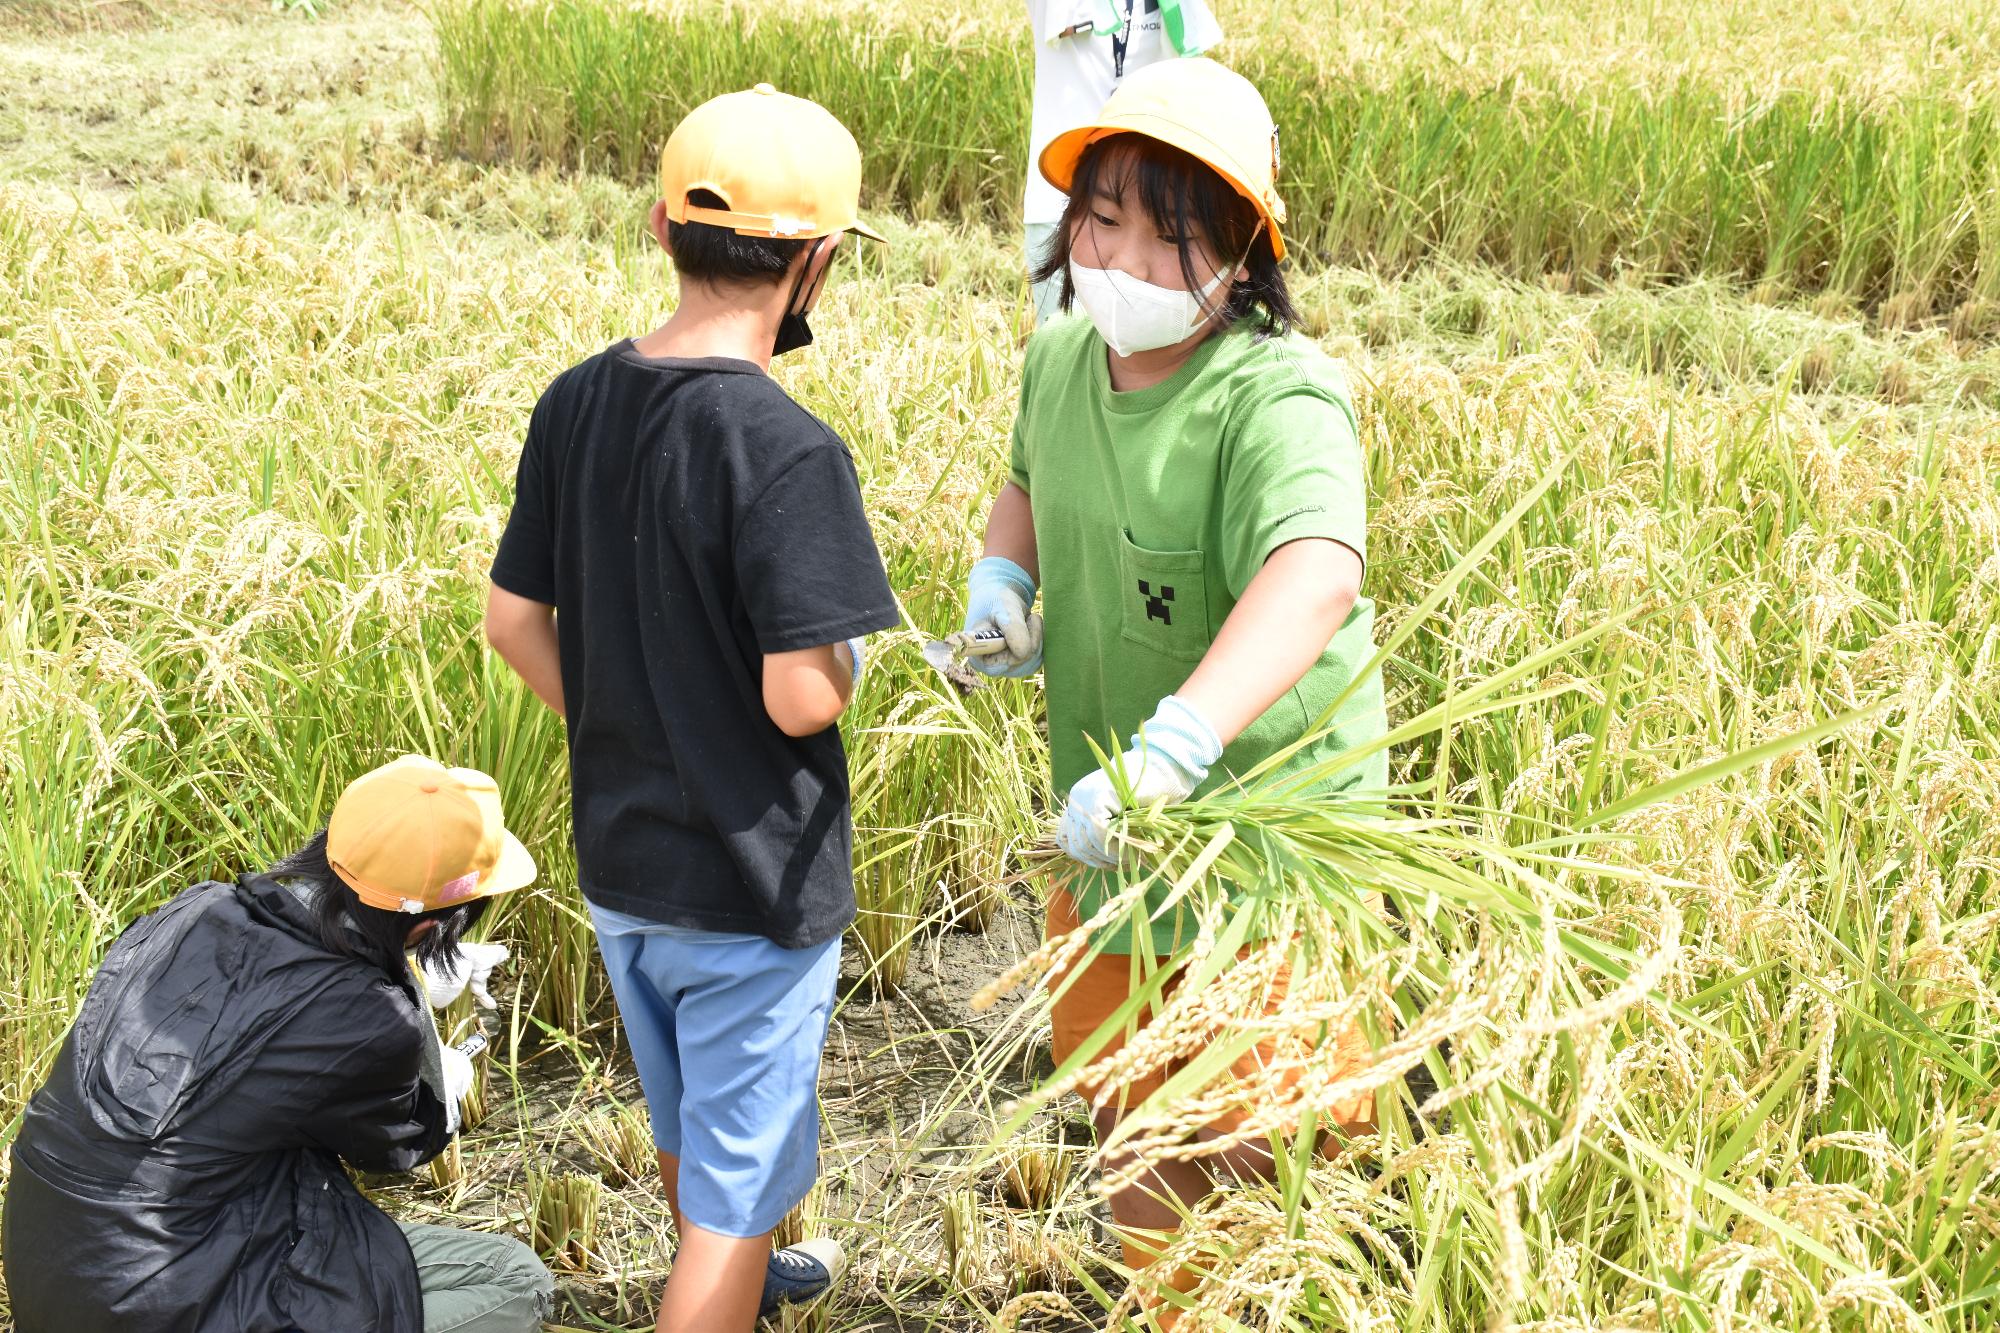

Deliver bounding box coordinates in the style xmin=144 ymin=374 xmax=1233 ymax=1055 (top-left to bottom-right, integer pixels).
xmin=959 ymin=56 xmax=1390 ymax=1323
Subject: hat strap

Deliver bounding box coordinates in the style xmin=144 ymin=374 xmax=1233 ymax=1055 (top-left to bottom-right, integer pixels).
xmin=330 ymin=856 xmax=428 ymax=913
xmin=679 ymin=201 xmax=815 ymax=238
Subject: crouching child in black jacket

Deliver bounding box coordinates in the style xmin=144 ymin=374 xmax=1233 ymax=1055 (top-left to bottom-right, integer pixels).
xmin=2 ymin=754 xmax=554 ymax=1333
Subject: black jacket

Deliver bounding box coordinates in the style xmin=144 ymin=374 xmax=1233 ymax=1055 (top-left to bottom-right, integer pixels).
xmin=2 ymin=875 xmax=452 ymax=1332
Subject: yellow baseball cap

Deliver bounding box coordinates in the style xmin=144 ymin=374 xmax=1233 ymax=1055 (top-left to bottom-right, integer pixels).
xmin=660 ymin=83 xmax=886 ymax=243
xmin=1039 ymin=58 xmax=1290 ymax=261
xmin=327 ymin=755 xmax=537 ymax=914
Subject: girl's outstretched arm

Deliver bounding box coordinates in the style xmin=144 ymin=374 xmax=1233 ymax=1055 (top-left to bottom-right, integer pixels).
xmin=1176 ymin=537 xmax=1362 ymax=745
xmin=1056 ymin=537 xmax=1362 ymax=868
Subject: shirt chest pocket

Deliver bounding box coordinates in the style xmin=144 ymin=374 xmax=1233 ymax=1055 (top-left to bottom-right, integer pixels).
xmin=1117 ymin=530 xmax=1212 ymax=664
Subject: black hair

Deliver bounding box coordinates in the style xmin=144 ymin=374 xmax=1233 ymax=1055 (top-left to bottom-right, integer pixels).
xmin=272 ymin=828 xmax=490 ymax=974
xmin=665 ymin=188 xmax=813 ymax=287
xmin=1031 ymin=134 xmax=1297 ymax=339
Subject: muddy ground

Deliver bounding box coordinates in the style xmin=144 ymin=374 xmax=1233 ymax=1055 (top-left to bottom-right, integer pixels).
xmin=375 ymin=887 xmax=1115 ymax=1332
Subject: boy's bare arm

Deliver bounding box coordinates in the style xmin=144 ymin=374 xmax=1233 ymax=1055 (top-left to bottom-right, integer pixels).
xmin=1176 ymin=537 xmax=1362 ymax=746
xmin=762 ymin=643 xmax=857 ymax=738
xmin=484 ymin=583 xmax=566 ymax=718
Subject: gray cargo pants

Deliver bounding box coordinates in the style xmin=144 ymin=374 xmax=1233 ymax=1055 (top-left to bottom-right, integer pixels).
xmin=400 ymin=1222 xmax=554 ymax=1333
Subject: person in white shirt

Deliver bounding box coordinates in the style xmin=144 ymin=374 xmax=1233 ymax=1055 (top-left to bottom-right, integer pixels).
xmin=1023 ymin=0 xmax=1221 ymax=324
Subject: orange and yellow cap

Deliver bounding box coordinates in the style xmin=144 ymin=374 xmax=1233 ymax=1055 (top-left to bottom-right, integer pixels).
xmin=1038 ymin=58 xmax=1289 ymax=261
xmin=660 ymin=84 xmax=886 ymax=244
xmin=326 ymin=755 xmax=537 ymax=914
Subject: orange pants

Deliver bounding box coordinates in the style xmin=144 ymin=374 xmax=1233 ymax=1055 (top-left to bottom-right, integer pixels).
xmin=1043 ymin=887 xmax=1376 ymax=1138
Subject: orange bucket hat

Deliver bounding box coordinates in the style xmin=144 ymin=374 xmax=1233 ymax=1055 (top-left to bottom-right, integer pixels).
xmin=327 ymin=755 xmax=537 ymax=914
xmin=1038 ymin=57 xmax=1289 ymax=261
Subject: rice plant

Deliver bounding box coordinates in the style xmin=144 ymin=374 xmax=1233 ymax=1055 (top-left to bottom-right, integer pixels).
xmin=528 ymin=1170 xmax=603 ymax=1273
xmin=999 ymin=1137 xmax=1072 ymax=1213
xmin=432 ymin=0 xmax=2000 ymax=308
xmin=769 ymin=1183 xmax=824 ymax=1253
xmin=577 ymin=1102 xmax=654 ymax=1188
xmin=941 ymin=1188 xmax=988 ymax=1292
xmin=457 ymin=1057 xmax=490 ymax=1133
xmin=425 ymin=1136 xmax=465 ymax=1192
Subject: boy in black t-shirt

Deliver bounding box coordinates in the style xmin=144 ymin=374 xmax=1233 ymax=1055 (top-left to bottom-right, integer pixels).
xmin=484 ymin=86 xmax=899 ymax=1332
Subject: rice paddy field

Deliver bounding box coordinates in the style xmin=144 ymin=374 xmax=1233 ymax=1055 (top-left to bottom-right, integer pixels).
xmin=2 ymin=0 xmax=1998 ymax=1329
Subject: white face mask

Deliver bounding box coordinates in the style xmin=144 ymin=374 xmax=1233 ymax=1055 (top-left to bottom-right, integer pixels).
xmin=1067 ymin=258 xmax=1236 ymax=358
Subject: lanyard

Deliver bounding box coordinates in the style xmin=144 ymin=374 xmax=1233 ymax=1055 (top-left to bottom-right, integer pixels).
xmin=1097 ymin=0 xmax=1207 ymax=63
xmin=1111 ymin=0 xmax=1136 ymax=77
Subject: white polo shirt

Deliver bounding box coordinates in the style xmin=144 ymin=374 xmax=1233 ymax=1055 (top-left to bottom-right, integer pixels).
xmin=1024 ymin=0 xmax=1176 ymax=225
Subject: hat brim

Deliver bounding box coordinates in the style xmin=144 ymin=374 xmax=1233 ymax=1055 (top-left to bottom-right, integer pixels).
xmin=1037 ymin=124 xmax=1287 ymax=263
xmin=1037 ymin=125 xmax=1098 ymax=198
xmin=845 ymin=218 xmax=888 ymax=244
xmin=477 ymin=831 xmax=538 ymax=899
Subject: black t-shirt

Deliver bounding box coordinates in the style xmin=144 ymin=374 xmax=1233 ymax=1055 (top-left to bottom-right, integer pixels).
xmin=490 ymin=341 xmax=900 ymax=948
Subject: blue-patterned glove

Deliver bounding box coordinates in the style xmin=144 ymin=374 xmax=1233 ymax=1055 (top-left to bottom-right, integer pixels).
xmin=1058 ymin=695 xmax=1223 ymax=869
xmin=963 ymin=556 xmax=1043 ymax=678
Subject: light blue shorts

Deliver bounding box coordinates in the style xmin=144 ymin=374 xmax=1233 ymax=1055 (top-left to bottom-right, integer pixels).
xmin=588 ymin=902 xmax=841 ymax=1239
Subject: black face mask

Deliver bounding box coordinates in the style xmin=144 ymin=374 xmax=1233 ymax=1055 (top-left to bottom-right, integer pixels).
xmin=772 ymin=237 xmax=832 ymax=359
xmin=773 ymin=310 xmax=814 ymax=357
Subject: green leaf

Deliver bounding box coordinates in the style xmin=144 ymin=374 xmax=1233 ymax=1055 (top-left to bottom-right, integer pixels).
xmin=1578 ymin=704 xmax=1885 ymax=830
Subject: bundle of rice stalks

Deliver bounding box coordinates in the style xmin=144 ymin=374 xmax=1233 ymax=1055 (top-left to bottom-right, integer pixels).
xmin=425 ymin=1137 xmax=465 ymax=1193
xmin=576 ymin=1102 xmax=653 ymax=1188
xmin=456 ymin=1049 xmax=491 ymax=1133
xmin=529 ymin=1170 xmax=602 ymax=1273
xmin=941 ymin=1187 xmax=988 ymax=1291
xmin=770 ymin=1183 xmax=824 ymax=1252
xmin=999 ymin=1136 xmax=1078 ymax=1212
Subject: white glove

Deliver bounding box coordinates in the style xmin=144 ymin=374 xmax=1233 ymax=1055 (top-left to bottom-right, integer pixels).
xmin=1058 ymin=696 xmax=1223 ymax=869
xmin=422 ymin=942 xmax=511 ymax=1010
xmin=963 ymin=556 xmax=1044 ymax=678
xmin=439 ymin=1043 xmax=475 ymax=1135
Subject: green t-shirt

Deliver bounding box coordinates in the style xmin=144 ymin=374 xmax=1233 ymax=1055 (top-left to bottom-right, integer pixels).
xmin=1010 ymin=317 xmax=1389 ymax=954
